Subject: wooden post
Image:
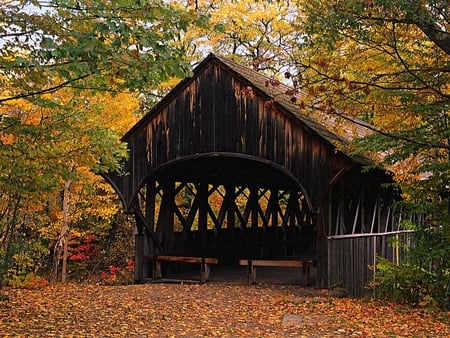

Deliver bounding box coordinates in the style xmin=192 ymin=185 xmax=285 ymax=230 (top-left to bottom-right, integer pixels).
xmin=151 ymin=258 xmax=162 ymax=280
xmin=198 ymin=182 xmax=208 ymax=251
xmin=146 ymin=180 xmax=156 ymax=235
xmin=269 ymin=189 xmax=278 ymax=227
xmin=156 ymin=181 xmax=175 ymax=252
xmin=200 ymin=257 xmax=209 ymax=283
xmin=315 ymin=211 xmax=328 ymax=288
xmin=288 ymin=191 xmax=296 ymax=227
xmin=134 ymin=233 xmax=145 ymax=282
xmin=142 ymin=180 xmax=156 ymax=279
xmin=250 ymin=187 xmax=259 ymax=229
xmin=226 ymin=184 xmax=235 ymax=229
xmin=301 ymin=262 xmax=311 ymax=287
xmin=246 ymin=260 xmax=255 ymax=285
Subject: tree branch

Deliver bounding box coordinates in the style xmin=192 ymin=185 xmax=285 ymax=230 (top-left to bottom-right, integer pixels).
xmin=329 ymin=109 xmax=450 ymax=151
xmin=0 ymin=73 xmax=92 ymax=104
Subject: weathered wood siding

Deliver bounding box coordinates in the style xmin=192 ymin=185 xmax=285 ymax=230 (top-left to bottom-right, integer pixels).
xmin=113 ymin=60 xmax=354 ymax=211
xmin=327 ymin=231 xmax=414 ymax=296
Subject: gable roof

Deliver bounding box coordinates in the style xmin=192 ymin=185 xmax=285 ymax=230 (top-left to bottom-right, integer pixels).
xmin=123 ymin=53 xmax=374 ymax=164
xmin=214 ymin=55 xmax=373 ymax=140
xmin=214 ymin=55 xmax=377 ymax=164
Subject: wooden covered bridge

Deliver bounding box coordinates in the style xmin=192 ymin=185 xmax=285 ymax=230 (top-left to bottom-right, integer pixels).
xmin=104 ymin=54 xmax=406 ymax=296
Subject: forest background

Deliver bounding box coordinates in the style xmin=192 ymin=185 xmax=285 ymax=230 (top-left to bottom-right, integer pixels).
xmin=0 ymin=0 xmax=449 ymax=309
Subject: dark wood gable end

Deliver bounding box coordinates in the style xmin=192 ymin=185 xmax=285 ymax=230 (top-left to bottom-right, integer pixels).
xmin=104 ymin=54 xmax=407 ymax=296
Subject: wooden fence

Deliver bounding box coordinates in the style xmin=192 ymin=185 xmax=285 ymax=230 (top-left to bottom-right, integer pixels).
xmin=327 ymin=230 xmax=414 ymax=297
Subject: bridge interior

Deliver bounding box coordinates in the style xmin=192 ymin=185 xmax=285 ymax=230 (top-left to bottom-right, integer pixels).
xmin=135 ymin=155 xmax=316 ymax=277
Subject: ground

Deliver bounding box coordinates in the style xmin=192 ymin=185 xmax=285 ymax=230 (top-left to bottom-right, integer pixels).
xmin=1 ymin=281 xmax=449 ymax=337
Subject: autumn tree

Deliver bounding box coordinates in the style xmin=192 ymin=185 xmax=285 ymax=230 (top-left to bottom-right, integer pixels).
xmin=0 ymin=0 xmax=201 ymax=284
xmin=292 ymin=0 xmax=449 ymax=308
xmin=0 ymin=90 xmax=136 ymax=284
xmin=52 ymin=92 xmax=140 ymax=283
xmin=164 ymin=0 xmax=301 ymax=75
xmin=294 ymin=0 xmax=449 ymax=200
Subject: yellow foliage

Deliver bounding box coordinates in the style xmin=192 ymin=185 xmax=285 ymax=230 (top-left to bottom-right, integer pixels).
xmin=91 ymin=92 xmax=140 ymax=134
xmin=0 ymin=84 xmax=138 ymax=246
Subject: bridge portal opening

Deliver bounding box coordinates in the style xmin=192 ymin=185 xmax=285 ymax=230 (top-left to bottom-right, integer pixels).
xmin=133 ymin=155 xmax=316 ymax=277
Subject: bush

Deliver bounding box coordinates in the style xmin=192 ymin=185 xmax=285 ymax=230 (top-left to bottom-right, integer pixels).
xmin=4 ymin=238 xmax=50 ymax=287
xmin=373 ymin=258 xmax=434 ymax=306
xmin=8 ymin=273 xmax=49 ymax=289
xmin=372 ymin=224 xmax=450 ymax=310
xmin=100 ymin=259 xmax=134 ymax=285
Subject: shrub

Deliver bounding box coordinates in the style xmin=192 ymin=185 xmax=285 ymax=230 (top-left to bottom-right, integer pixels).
xmin=100 ymin=259 xmax=134 ymax=285
xmin=372 ymin=223 xmax=450 ymax=310
xmin=373 ymin=258 xmax=434 ymax=306
xmin=8 ymin=273 xmax=49 ymax=289
xmin=4 ymin=238 xmax=49 ymax=287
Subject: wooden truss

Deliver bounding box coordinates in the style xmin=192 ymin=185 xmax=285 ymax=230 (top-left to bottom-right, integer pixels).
xmin=132 ymin=178 xmax=316 ymax=279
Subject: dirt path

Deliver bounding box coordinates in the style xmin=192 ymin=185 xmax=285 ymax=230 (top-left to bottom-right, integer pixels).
xmin=1 ymin=282 xmax=449 ymax=337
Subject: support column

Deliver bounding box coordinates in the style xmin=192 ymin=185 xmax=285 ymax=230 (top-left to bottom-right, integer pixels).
xmin=226 ymin=184 xmax=235 ymax=230
xmin=288 ymin=191 xmax=297 ymax=227
xmin=314 ymin=210 xmax=327 ymax=288
xmin=198 ymin=182 xmax=208 ymax=253
xmin=269 ymin=189 xmax=278 ymax=227
xmin=134 ymin=233 xmax=145 ymax=283
xmin=143 ymin=180 xmax=156 ymax=281
xmin=146 ymin=180 xmax=156 ymax=243
xmin=156 ymin=181 xmax=175 ymax=253
xmin=250 ymin=187 xmax=259 ymax=229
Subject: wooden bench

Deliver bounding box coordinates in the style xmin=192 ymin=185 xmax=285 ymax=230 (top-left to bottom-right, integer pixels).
xmin=148 ymin=255 xmax=218 ymax=283
xmin=239 ymin=259 xmax=312 ymax=286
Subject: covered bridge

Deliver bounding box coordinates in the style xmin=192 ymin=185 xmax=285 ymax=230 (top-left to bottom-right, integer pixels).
xmin=104 ymin=54 xmax=405 ymax=296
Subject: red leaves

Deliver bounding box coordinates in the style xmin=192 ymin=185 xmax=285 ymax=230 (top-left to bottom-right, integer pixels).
xmin=100 ymin=260 xmax=135 ymax=285
xmin=69 ymin=235 xmax=102 ymax=262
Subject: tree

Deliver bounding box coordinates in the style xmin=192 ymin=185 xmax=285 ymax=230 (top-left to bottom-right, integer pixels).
xmin=294 ymin=0 xmax=449 ymax=308
xmin=0 ymin=0 xmax=201 ymax=284
xmin=0 ymin=90 xmax=133 ymax=284
xmin=294 ymin=0 xmax=449 ymax=209
xmin=165 ymin=0 xmax=301 ymax=75
xmin=0 ymin=0 xmax=200 ymax=104
xmin=49 ymin=92 xmax=140 ymax=283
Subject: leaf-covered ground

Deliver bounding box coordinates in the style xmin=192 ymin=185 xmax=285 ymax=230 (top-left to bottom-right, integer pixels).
xmin=1 ymin=282 xmax=449 ymax=337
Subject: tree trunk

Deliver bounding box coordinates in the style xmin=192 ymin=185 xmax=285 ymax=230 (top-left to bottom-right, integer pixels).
xmin=51 ymin=166 xmax=73 ymax=283
xmin=61 ymin=178 xmax=71 ymax=283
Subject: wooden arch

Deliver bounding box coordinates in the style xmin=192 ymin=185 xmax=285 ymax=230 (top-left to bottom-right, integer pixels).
xmin=134 ymin=152 xmax=314 ymax=213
